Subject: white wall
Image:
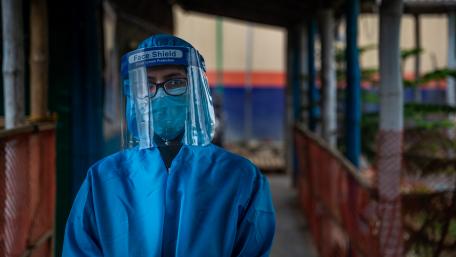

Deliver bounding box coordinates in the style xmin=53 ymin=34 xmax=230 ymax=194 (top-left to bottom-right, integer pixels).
xmin=356 ymin=14 xmax=447 ymax=73
xmin=175 ymin=7 xmax=448 ymax=74
xmin=174 ymin=6 xmax=285 ymax=72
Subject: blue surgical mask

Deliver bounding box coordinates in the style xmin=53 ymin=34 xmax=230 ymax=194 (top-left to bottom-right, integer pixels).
xmin=151 ymin=90 xmax=188 ymax=141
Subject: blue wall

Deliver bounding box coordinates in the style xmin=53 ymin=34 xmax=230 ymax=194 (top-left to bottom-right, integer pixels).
xmin=219 ymin=87 xmax=285 ymax=142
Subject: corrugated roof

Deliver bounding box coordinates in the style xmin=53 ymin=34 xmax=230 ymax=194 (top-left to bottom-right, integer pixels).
xmin=108 ymin=0 xmax=173 ymax=32
xmin=404 ymin=0 xmax=456 ymax=13
xmin=176 ymin=0 xmax=323 ymax=27
xmin=405 ymin=0 xmax=456 ymax=3
xmin=175 ymin=0 xmax=455 ymax=28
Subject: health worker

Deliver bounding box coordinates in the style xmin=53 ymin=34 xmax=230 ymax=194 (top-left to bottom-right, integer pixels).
xmin=62 ymin=34 xmax=276 ymax=257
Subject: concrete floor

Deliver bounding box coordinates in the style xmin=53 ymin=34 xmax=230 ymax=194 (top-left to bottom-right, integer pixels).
xmin=268 ymin=174 xmax=318 ymax=257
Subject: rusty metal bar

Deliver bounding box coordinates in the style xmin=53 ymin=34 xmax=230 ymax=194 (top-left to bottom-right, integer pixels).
xmin=294 ymin=125 xmax=379 ymax=257
xmin=0 ymin=122 xmax=56 ymax=257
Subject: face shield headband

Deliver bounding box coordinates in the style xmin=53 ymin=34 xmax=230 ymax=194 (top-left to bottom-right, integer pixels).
xmin=120 ymin=46 xmax=215 ymax=149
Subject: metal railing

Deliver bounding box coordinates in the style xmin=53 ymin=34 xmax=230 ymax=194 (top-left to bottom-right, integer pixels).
xmin=294 ymin=125 xmax=379 ymax=257
xmin=295 ymin=124 xmax=456 ymax=257
xmin=0 ymin=123 xmax=56 ymax=257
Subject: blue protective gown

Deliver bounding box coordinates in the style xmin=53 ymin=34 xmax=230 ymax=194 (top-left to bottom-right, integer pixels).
xmin=62 ymin=144 xmax=275 ymax=257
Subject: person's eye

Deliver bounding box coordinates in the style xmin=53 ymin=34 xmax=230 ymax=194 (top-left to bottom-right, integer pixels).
xmin=166 ymin=79 xmax=187 ymax=89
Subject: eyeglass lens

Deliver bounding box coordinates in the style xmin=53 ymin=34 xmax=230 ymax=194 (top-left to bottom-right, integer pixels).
xmin=148 ymin=79 xmax=187 ymax=97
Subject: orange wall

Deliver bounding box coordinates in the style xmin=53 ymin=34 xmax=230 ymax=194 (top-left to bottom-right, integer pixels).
xmin=206 ymin=71 xmax=285 ymax=88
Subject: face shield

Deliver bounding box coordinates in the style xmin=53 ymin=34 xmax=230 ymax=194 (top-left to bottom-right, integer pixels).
xmin=120 ymin=46 xmax=215 ymax=149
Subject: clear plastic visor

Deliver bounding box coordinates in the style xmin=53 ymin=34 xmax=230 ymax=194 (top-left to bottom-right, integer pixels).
xmin=120 ymin=47 xmax=215 ymax=149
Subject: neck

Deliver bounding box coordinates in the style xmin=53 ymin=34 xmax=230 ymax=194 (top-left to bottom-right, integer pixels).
xmin=154 ymin=133 xmax=184 ymax=169
xmin=153 ymin=132 xmax=184 ymax=147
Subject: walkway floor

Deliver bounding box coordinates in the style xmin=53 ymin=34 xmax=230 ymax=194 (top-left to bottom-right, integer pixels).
xmin=268 ymin=174 xmax=318 ymax=257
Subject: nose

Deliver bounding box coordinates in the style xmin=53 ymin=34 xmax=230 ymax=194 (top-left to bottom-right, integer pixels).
xmin=154 ymin=87 xmax=167 ymax=98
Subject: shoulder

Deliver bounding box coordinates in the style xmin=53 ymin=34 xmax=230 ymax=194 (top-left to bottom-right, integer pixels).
xmin=202 ymin=145 xmax=274 ymax=212
xmin=212 ymin=144 xmax=253 ymax=163
xmin=87 ymin=147 xmax=143 ymax=181
xmin=190 ymin=143 xmax=265 ymax=184
xmin=193 ymin=144 xmax=259 ymax=170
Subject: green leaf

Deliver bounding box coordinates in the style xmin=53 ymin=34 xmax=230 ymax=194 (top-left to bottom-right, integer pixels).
xmin=419 ymin=68 xmax=456 ymax=84
xmin=401 ymin=47 xmax=424 ymax=61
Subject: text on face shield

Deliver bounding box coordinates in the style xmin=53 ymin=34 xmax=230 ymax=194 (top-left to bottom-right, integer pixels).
xmin=129 ymin=49 xmax=184 ymax=64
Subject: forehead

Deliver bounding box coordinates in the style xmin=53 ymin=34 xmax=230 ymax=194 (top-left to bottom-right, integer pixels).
xmin=147 ymin=65 xmax=186 ymax=77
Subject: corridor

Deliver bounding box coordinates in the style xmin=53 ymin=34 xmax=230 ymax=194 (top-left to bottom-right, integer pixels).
xmin=268 ymin=175 xmax=318 ymax=257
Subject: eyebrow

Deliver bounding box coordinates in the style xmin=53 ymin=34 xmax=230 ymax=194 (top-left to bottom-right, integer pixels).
xmin=147 ymin=72 xmax=187 ymax=81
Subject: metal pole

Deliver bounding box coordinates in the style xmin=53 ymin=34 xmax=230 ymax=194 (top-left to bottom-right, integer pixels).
xmin=447 ymin=12 xmax=456 ymax=106
xmin=214 ymin=17 xmax=224 ymax=145
xmin=292 ymin=28 xmax=302 ymax=122
xmin=2 ymin=0 xmax=25 ymax=129
xmin=300 ymin=24 xmax=309 ymax=124
xmin=319 ymin=9 xmax=337 ymax=147
xmin=414 ymin=14 xmax=422 ymax=103
xmin=378 ymin=0 xmax=404 ymax=256
xmin=345 ymin=0 xmax=361 ymax=167
xmin=216 ymin=17 xmax=224 ymax=96
xmin=244 ymin=23 xmax=254 ymax=142
xmin=308 ymin=19 xmax=318 ymax=132
xmin=290 ymin=25 xmax=302 ymax=185
xmin=447 ymin=13 xmax=456 ymax=159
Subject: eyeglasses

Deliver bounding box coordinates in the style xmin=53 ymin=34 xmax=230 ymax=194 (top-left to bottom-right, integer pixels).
xmin=147 ymin=78 xmax=188 ymax=97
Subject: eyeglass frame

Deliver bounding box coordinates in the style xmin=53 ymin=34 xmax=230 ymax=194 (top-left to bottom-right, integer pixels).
xmin=147 ymin=78 xmax=188 ymax=98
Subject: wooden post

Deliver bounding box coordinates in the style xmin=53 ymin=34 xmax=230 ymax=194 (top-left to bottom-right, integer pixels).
xmin=30 ymin=0 xmax=49 ymax=120
xmin=378 ymin=0 xmax=404 ymax=256
xmin=2 ymin=0 xmax=25 ymax=129
xmin=319 ymin=9 xmax=337 ymax=147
